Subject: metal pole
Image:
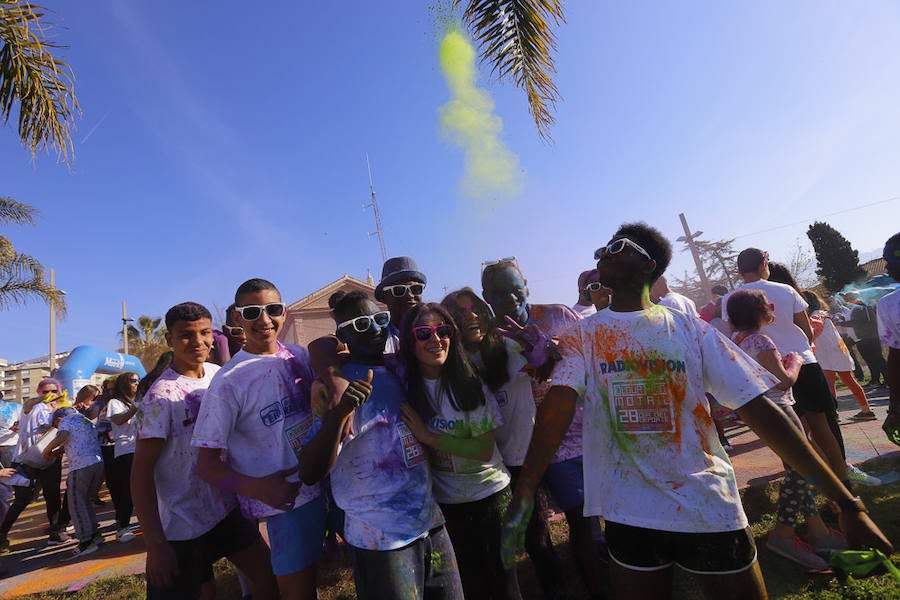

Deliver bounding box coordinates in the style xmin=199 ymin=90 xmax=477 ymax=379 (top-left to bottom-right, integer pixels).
xmin=49 ymin=269 xmax=56 ymax=372
xmin=122 ymin=301 xmax=129 ymax=355
xmin=678 ymin=213 xmax=712 ymax=297
xmin=365 ymin=153 xmax=388 ymax=264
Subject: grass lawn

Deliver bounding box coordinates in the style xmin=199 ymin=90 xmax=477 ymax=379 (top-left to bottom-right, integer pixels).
xmin=16 ymin=455 xmax=900 ymax=599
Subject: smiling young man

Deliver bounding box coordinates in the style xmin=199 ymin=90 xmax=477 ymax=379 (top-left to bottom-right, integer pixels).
xmin=192 ymin=280 xmax=325 ymax=600
xmin=501 ymin=222 xmax=893 ymax=600
xmin=132 ymin=302 xmax=277 ymax=599
xmin=298 ymin=291 xmax=463 ymax=600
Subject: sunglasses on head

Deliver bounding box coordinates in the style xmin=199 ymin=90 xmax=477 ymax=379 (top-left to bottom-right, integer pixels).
xmin=480 ymin=256 xmax=519 ymax=272
xmin=594 ymin=238 xmax=652 ymax=261
xmin=222 ymin=325 xmax=244 ymax=337
xmin=583 ymin=282 xmax=607 ymax=292
xmin=234 ymin=302 xmax=286 ymax=321
xmin=337 ymin=310 xmax=391 ymax=333
xmin=413 ymin=323 xmax=455 ymax=342
xmin=385 ymin=283 xmax=425 ymax=298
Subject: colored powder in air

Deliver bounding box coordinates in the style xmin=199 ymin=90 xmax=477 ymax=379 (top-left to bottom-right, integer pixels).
xmin=438 ymin=26 xmax=523 ymax=203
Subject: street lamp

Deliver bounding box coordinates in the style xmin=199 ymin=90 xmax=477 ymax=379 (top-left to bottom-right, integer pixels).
xmin=122 ymin=301 xmax=134 ymax=355
xmin=48 ymin=269 xmax=66 ymax=372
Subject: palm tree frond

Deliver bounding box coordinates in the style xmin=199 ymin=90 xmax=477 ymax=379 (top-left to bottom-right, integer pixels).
xmin=0 ymin=196 xmax=38 ymax=225
xmin=458 ymin=0 xmax=564 ymax=142
xmin=0 ymin=237 xmax=67 ymax=315
xmin=0 ymin=0 xmax=80 ymax=164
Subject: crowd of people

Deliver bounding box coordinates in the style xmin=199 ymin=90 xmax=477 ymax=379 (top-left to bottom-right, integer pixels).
xmin=0 ymin=223 xmax=897 ymax=600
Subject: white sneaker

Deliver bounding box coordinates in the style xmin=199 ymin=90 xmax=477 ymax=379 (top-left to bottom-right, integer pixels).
xmin=846 ymin=464 xmax=881 ymax=486
xmin=116 ymin=528 xmax=136 ymax=543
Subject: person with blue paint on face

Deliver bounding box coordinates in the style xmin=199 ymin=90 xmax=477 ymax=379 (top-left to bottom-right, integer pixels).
xmin=299 ymin=291 xmax=463 ymax=600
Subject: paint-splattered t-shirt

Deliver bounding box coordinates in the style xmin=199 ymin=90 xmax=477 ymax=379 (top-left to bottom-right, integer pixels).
xmin=57 ymin=413 xmax=102 ymax=472
xmin=732 ymin=332 xmax=793 ymax=406
xmin=138 ymin=364 xmax=237 ymax=541
xmin=192 ymin=344 xmax=322 ymax=520
xmin=553 ymin=305 xmax=778 ymax=533
xmin=722 ymin=281 xmax=816 ymax=364
xmin=482 ymin=340 xmax=536 ymax=467
xmin=309 ymin=363 xmax=442 ymax=551
xmin=421 ymin=378 xmax=510 ymax=504
xmin=527 ymin=303 xmax=583 ymax=463
xmin=877 ymin=289 xmax=900 ymax=349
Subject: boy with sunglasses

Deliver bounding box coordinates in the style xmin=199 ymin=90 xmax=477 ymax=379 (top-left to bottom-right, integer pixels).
xmin=299 ymin=291 xmax=463 ymax=600
xmin=192 ymin=279 xmax=325 ymax=600
xmin=501 ymin=222 xmax=892 ymax=600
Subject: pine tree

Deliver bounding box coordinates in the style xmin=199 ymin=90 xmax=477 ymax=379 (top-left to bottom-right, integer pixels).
xmin=806 ymin=221 xmax=866 ymax=293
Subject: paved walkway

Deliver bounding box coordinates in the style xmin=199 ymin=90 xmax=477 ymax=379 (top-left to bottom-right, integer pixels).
xmin=0 ymin=388 xmax=896 ymax=598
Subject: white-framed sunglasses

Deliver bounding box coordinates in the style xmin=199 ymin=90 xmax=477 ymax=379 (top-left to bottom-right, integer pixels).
xmin=222 ymin=324 xmax=244 ymax=336
xmin=594 ymin=239 xmax=652 ymax=262
xmin=234 ymin=302 xmax=286 ymax=321
xmin=337 ymin=310 xmax=391 ymax=333
xmin=480 ymin=256 xmax=518 ymax=272
xmin=384 ymin=283 xmax=425 ymax=298
xmin=583 ymin=282 xmax=608 ymax=292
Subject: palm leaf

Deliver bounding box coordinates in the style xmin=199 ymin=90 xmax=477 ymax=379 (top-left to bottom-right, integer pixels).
xmin=458 ymin=0 xmax=564 ymax=142
xmin=0 ymin=234 xmax=66 ymax=315
xmin=0 ymin=0 xmax=80 ymax=164
xmin=0 ymin=196 xmax=38 ymax=225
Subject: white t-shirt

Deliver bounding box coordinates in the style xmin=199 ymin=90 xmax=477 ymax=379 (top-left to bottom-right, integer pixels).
xmin=877 ymin=289 xmax=900 ymax=349
xmin=479 ymin=341 xmax=535 ymax=467
xmin=192 ymin=344 xmax=322 ymax=520
xmin=308 ymin=363 xmax=443 ymax=551
xmin=723 ymin=280 xmax=816 ymax=363
xmin=571 ymin=303 xmax=597 ymax=318
xmin=106 ymin=398 xmax=137 ymax=457
xmin=15 ymin=402 xmax=52 ymax=461
xmin=421 ymin=378 xmax=509 ymax=504
xmin=553 ymin=305 xmax=778 ymax=533
xmin=138 ymin=364 xmax=237 ymax=541
xmin=58 ymin=413 xmax=102 ymax=472
xmin=658 ymin=292 xmax=700 ymax=319
xmin=0 ymin=400 xmax=22 ymax=448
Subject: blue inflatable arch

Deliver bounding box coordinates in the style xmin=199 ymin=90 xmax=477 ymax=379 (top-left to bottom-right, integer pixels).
xmin=56 ymin=345 xmax=147 ymax=396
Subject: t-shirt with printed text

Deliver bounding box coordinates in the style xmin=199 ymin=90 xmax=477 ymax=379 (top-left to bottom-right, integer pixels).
xmin=553 ymin=305 xmax=778 ymax=533
xmin=191 ymin=344 xmax=322 ymax=520
xmin=308 ymin=363 xmax=442 ymax=551
xmin=138 ymin=363 xmax=236 ymax=541
xmin=421 ymin=378 xmax=509 ymax=504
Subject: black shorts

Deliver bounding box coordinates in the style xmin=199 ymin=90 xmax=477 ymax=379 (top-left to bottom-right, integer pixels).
xmin=791 ymin=363 xmax=836 ymax=417
xmin=147 ymin=508 xmax=262 ymax=600
xmin=605 ymin=521 xmax=757 ymax=575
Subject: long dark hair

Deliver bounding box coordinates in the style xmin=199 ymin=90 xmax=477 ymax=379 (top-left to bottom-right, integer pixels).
xmin=441 ymin=288 xmax=510 ymax=391
xmin=113 ymin=371 xmax=139 ymax=401
xmin=137 ymin=351 xmax=174 ymax=400
xmin=399 ymin=303 xmax=486 ymax=419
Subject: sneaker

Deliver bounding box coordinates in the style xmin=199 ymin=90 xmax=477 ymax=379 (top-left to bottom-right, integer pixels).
xmin=61 ymin=540 xmax=98 ymax=562
xmin=116 ymin=528 xmax=136 ymax=543
xmin=846 ymin=464 xmax=881 ymax=486
xmin=808 ymin=527 xmax=849 ymax=553
xmin=849 ymin=410 xmax=877 ymax=421
xmin=47 ymin=531 xmax=70 ymax=546
xmin=91 ymin=531 xmax=105 ymax=546
xmin=765 ymin=533 xmax=830 ymax=571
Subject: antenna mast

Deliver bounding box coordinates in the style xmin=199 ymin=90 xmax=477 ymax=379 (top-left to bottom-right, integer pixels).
xmin=365 ymin=153 xmax=388 ymax=263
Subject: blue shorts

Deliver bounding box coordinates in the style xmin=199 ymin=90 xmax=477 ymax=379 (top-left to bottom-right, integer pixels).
xmin=265 ymin=494 xmax=327 ymax=576
xmin=543 ymin=456 xmax=584 ymax=512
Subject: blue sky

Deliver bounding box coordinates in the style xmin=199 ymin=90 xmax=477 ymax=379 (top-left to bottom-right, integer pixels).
xmin=2 ymin=1 xmax=899 ymax=363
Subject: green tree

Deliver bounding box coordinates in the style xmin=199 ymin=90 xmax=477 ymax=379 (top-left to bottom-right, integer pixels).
xmin=806 ymin=221 xmax=866 ymax=294
xmin=0 ymin=196 xmax=65 ymax=312
xmin=457 ymin=0 xmax=564 ymax=141
xmin=671 ymin=237 xmax=739 ymax=305
xmin=1 ymin=1 xmax=79 ymax=313
xmin=119 ymin=316 xmax=168 ymax=371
